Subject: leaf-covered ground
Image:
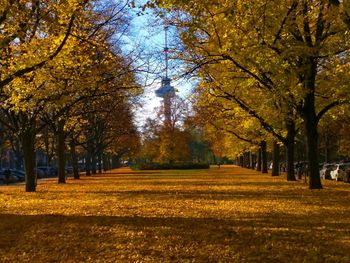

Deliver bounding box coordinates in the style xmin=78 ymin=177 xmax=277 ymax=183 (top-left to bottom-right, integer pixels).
xmin=1 ymin=166 xmax=350 ymax=262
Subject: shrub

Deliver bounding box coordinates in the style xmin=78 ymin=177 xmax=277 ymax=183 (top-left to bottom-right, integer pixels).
xmin=131 ymin=163 xmax=210 ymax=170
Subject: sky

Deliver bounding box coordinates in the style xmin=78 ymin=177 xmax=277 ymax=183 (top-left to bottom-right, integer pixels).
xmin=126 ymin=4 xmax=194 ymax=127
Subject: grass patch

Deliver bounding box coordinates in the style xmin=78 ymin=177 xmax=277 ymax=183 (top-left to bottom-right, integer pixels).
xmin=1 ymin=165 xmax=350 ymax=262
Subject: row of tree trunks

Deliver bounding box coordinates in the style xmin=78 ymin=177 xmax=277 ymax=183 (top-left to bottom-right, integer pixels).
xmin=84 ymin=144 xmax=107 ymax=175
xmin=26 ymin=118 xmax=107 ymax=190
xmin=10 ymin=112 xmax=126 ymax=193
xmin=238 ymin=134 xmax=298 ymax=181
xmin=237 ymin=146 xmax=266 ymax=172
xmin=237 ymin=151 xmax=256 ymax=169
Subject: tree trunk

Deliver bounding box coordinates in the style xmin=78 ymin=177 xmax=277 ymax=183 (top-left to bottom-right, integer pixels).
xmin=302 ymin=59 xmax=322 ymax=189
xmin=285 ymin=121 xmax=297 ymax=181
xmin=257 ymin=148 xmax=262 ymax=171
xmin=107 ymin=154 xmax=112 ymax=170
xmin=85 ymin=141 xmax=92 ymax=176
xmin=249 ymin=152 xmax=254 ymax=169
xmin=213 ymin=154 xmax=217 ymax=165
xmin=91 ymin=153 xmax=97 ymax=174
xmin=272 ymin=141 xmax=280 ymax=176
xmin=70 ymin=139 xmax=79 ymax=179
xmin=98 ymin=152 xmax=102 ymax=173
xmin=13 ymin=138 xmax=24 ymax=170
xmin=244 ymin=152 xmax=250 ymax=168
xmin=43 ymin=126 xmax=52 ymax=167
xmin=304 ymin=108 xmax=322 ymax=189
xmin=286 ymin=142 xmax=296 ymax=181
xmin=85 ymin=155 xmax=91 ymax=176
xmin=103 ymin=154 xmax=109 ymax=171
xmin=239 ymin=155 xmax=244 ymax=167
xmin=57 ymin=120 xmax=66 ymax=184
xmin=21 ymin=129 xmax=36 ymax=192
xmin=261 ymin=141 xmax=268 ymax=173
xmin=243 ymin=153 xmax=247 ymax=167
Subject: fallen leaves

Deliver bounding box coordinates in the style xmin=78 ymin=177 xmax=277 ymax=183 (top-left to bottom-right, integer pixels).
xmin=0 ymin=166 xmax=350 ymax=262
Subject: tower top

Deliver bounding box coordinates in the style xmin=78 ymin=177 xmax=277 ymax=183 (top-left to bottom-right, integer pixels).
xmin=155 ymin=25 xmax=175 ymax=98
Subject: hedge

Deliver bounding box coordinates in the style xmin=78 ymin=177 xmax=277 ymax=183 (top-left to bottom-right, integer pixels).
xmin=131 ymin=163 xmax=210 ymax=170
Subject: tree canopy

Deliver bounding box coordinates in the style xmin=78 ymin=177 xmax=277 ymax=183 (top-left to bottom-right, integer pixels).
xmin=146 ymin=0 xmax=350 ymax=189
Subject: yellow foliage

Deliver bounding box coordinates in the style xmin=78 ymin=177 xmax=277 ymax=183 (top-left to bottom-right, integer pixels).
xmin=157 ymin=127 xmax=190 ymax=163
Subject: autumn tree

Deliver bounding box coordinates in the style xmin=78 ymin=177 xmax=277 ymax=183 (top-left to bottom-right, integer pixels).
xmin=156 ymin=96 xmax=191 ymax=163
xmin=183 ymin=117 xmax=213 ymax=164
xmin=0 ymin=0 xmax=139 ymax=191
xmin=193 ymin=78 xmax=282 ymax=175
xmin=149 ymin=0 xmax=350 ymax=189
xmin=139 ymin=118 xmax=161 ymax=163
xmin=139 ymin=96 xmax=198 ymax=164
xmin=0 ymin=0 xmax=88 ymax=90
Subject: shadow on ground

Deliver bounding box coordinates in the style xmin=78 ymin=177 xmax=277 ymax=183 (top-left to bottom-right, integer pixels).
xmin=0 ymin=212 xmax=349 ymax=262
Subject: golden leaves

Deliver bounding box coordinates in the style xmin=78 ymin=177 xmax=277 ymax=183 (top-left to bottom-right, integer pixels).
xmin=1 ymin=166 xmax=350 ymax=261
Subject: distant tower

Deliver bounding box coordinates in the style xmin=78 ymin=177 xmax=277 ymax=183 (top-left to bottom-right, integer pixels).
xmin=155 ymin=26 xmax=175 ymax=126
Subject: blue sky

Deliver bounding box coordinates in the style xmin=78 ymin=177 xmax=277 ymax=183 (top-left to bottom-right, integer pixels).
xmin=127 ymin=3 xmax=194 ymax=126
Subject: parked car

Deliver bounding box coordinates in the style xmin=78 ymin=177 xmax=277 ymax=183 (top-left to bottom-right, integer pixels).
xmin=35 ymin=168 xmax=45 ymax=179
xmin=37 ymin=166 xmax=57 ymax=177
xmin=320 ymin=164 xmax=335 ymax=180
xmin=331 ymin=163 xmax=350 ymax=181
xmin=0 ymin=170 xmax=19 ymax=184
xmin=65 ymin=166 xmax=73 ymax=174
xmin=10 ymin=169 xmax=25 ymax=182
xmin=78 ymin=164 xmax=86 ymax=172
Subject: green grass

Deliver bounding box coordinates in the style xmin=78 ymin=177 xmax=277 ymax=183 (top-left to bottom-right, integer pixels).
xmin=0 ymin=165 xmax=350 ymax=262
